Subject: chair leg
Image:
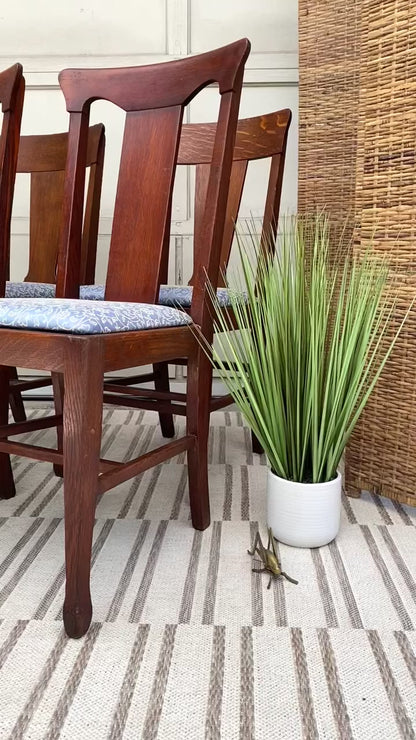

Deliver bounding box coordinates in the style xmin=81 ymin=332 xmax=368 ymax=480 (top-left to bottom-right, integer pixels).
xmin=153 ymin=362 xmax=175 ymax=438
xmin=0 ymin=366 xmax=16 ymax=499
xmin=186 ymin=349 xmax=211 ymax=530
xmin=62 ymin=340 xmax=103 ymax=639
xmin=251 ymin=431 xmax=264 ymax=454
xmin=52 ymin=372 xmax=64 ymax=477
xmin=8 ymin=367 xmax=27 ymax=422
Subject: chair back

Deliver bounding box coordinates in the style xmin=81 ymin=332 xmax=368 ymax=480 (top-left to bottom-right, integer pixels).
xmin=57 ymin=39 xmax=250 ymax=333
xmin=16 ymin=123 xmax=105 ymax=284
xmin=179 ymin=109 xmax=292 ymax=286
xmin=0 ymin=63 xmax=25 ymax=293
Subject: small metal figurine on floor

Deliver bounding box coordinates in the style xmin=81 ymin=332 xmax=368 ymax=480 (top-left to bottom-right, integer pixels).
xmin=248 ymin=527 xmax=298 ymax=588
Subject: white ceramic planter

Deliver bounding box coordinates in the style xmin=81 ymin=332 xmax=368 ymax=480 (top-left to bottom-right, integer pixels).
xmin=267 ymin=469 xmax=342 ymax=548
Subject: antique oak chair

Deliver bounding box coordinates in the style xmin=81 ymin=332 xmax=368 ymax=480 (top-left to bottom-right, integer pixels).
xmin=7 ymin=124 xmax=105 ymax=421
xmin=95 ymin=110 xmax=292 ymax=436
xmin=0 ymin=38 xmax=250 ymax=638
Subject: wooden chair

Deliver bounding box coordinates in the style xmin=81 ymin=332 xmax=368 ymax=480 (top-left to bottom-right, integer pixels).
xmin=0 ymin=64 xmax=25 ymax=296
xmin=0 ymin=38 xmax=250 ymax=638
xmin=99 ymin=110 xmax=292 ymax=434
xmin=7 ymin=124 xmax=105 ymax=421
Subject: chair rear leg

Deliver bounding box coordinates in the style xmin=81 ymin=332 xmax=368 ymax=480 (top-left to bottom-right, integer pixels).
xmin=52 ymin=372 xmax=64 ymax=477
xmin=0 ymin=366 xmax=16 ymax=498
xmin=186 ymin=349 xmax=211 ymax=530
xmin=153 ymin=361 xmax=175 ymax=438
xmin=251 ymin=431 xmax=264 ymax=454
xmin=62 ymin=340 xmax=103 ymax=638
xmin=8 ymin=367 xmax=27 ymax=422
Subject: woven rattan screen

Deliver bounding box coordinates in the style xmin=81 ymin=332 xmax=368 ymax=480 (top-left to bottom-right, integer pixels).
xmin=299 ymin=0 xmax=416 ymax=506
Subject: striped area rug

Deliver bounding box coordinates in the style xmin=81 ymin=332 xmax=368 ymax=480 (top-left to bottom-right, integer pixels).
xmin=0 ymin=407 xmax=415 ymax=739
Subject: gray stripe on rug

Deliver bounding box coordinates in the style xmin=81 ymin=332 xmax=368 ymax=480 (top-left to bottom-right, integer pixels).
xmin=169 ymin=466 xmax=187 ymax=520
xmin=367 ymin=630 xmax=415 ymax=740
xmin=291 ymin=627 xmax=319 ymax=740
xmin=379 ymin=526 xmax=416 ymax=605
xmin=328 ymin=540 xmax=363 ymax=629
xmin=0 ymin=519 xmax=61 ymax=610
xmin=129 ymin=520 xmax=168 ymax=622
xmin=394 ymin=631 xmax=416 ymax=685
xmin=361 ymin=525 xmax=413 ymax=630
xmin=341 ymin=493 xmax=357 ymax=524
xmin=106 ymin=520 xmax=150 ymax=622
xmin=43 ymin=622 xmax=102 ymax=740
xmin=108 ymin=623 xmax=150 ymax=739
xmin=370 ymin=493 xmax=394 ymax=525
xmin=12 ymin=471 xmax=55 ymax=517
xmin=240 ymin=626 xmax=255 ymax=740
xmin=178 ymin=529 xmax=203 ymax=624
xmin=222 ymin=464 xmax=233 ymax=521
xmin=391 ymin=500 xmax=414 ymax=526
xmin=0 ymin=518 xmax=44 ymax=579
xmin=249 ymin=521 xmax=264 ymax=627
xmin=241 ymin=466 xmax=250 ymax=521
xmin=205 ymin=625 xmax=225 ymax=740
xmin=311 ymin=548 xmax=338 ymax=628
xmin=142 ymin=624 xmax=177 ymax=740
xmin=8 ymin=630 xmax=68 ymax=740
xmin=202 ymin=521 xmax=222 ymax=625
xmin=0 ymin=620 xmax=28 ymax=670
xmin=136 ymin=467 xmax=163 ymax=519
xmin=317 ymin=628 xmax=353 ymax=739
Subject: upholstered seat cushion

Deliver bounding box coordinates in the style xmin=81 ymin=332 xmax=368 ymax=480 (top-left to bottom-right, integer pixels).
xmin=80 ymin=284 xmax=234 ymax=307
xmin=0 ymin=298 xmax=191 ymax=334
xmin=6 ymin=282 xmax=237 ymax=307
xmin=6 ymin=281 xmax=55 ymax=298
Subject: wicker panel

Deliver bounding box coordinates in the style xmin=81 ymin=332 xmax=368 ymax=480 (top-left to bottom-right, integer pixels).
xmin=299 ymin=0 xmax=416 ymax=506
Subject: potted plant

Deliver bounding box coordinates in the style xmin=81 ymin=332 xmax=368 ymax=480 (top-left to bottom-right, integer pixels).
xmin=198 ymin=214 xmax=413 ymax=547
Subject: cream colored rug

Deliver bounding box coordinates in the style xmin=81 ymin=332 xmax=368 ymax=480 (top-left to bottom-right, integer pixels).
xmin=0 ymin=407 xmax=415 ymax=739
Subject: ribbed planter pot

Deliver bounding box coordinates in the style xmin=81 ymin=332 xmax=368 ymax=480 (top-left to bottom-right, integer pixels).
xmin=267 ymin=469 xmax=342 ymax=548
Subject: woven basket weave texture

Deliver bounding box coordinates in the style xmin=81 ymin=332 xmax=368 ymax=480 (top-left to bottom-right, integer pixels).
xmin=298 ymin=0 xmax=416 ymax=506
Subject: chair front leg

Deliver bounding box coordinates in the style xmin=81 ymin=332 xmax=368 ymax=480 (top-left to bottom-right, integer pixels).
xmin=186 ymin=347 xmax=211 ymax=530
xmin=62 ymin=338 xmax=103 ymax=638
xmin=0 ymin=366 xmax=16 ymax=499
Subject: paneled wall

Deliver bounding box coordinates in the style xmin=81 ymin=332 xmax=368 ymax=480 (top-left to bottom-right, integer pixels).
xmin=1 ymin=0 xmax=299 ymax=287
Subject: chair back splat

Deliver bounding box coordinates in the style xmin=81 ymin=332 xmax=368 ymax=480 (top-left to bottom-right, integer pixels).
xmin=0 ymin=64 xmax=25 ymax=295
xmin=16 ymin=124 xmax=105 ymax=285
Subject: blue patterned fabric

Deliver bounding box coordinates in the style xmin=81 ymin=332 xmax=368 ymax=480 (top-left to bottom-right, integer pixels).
xmin=6 ymin=281 xmax=240 ymax=308
xmin=80 ymin=284 xmax=234 ymax=307
xmin=6 ymin=281 xmax=55 ymax=298
xmin=0 ymin=298 xmax=191 ymax=334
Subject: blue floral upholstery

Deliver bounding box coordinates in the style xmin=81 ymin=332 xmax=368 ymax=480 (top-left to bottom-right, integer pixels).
xmin=7 ymin=282 xmax=235 ymax=308
xmin=0 ymin=298 xmax=191 ymax=334
xmin=80 ymin=284 xmax=234 ymax=307
xmin=6 ymin=281 xmax=55 ymax=298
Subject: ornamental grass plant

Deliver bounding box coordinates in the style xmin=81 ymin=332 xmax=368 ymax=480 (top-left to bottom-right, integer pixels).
xmin=201 ymin=214 xmax=412 ymax=484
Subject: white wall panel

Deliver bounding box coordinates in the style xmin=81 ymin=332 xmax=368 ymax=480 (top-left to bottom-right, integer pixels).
xmin=190 ymin=0 xmax=297 ymax=54
xmin=1 ymin=1 xmax=167 ymax=56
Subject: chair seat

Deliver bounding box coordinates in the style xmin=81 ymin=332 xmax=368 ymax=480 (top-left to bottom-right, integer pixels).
xmin=0 ymin=298 xmax=191 ymax=334
xmin=7 ymin=282 xmax=235 ymax=307
xmin=80 ymin=284 xmax=235 ymax=307
xmin=6 ymin=281 xmax=56 ymax=298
